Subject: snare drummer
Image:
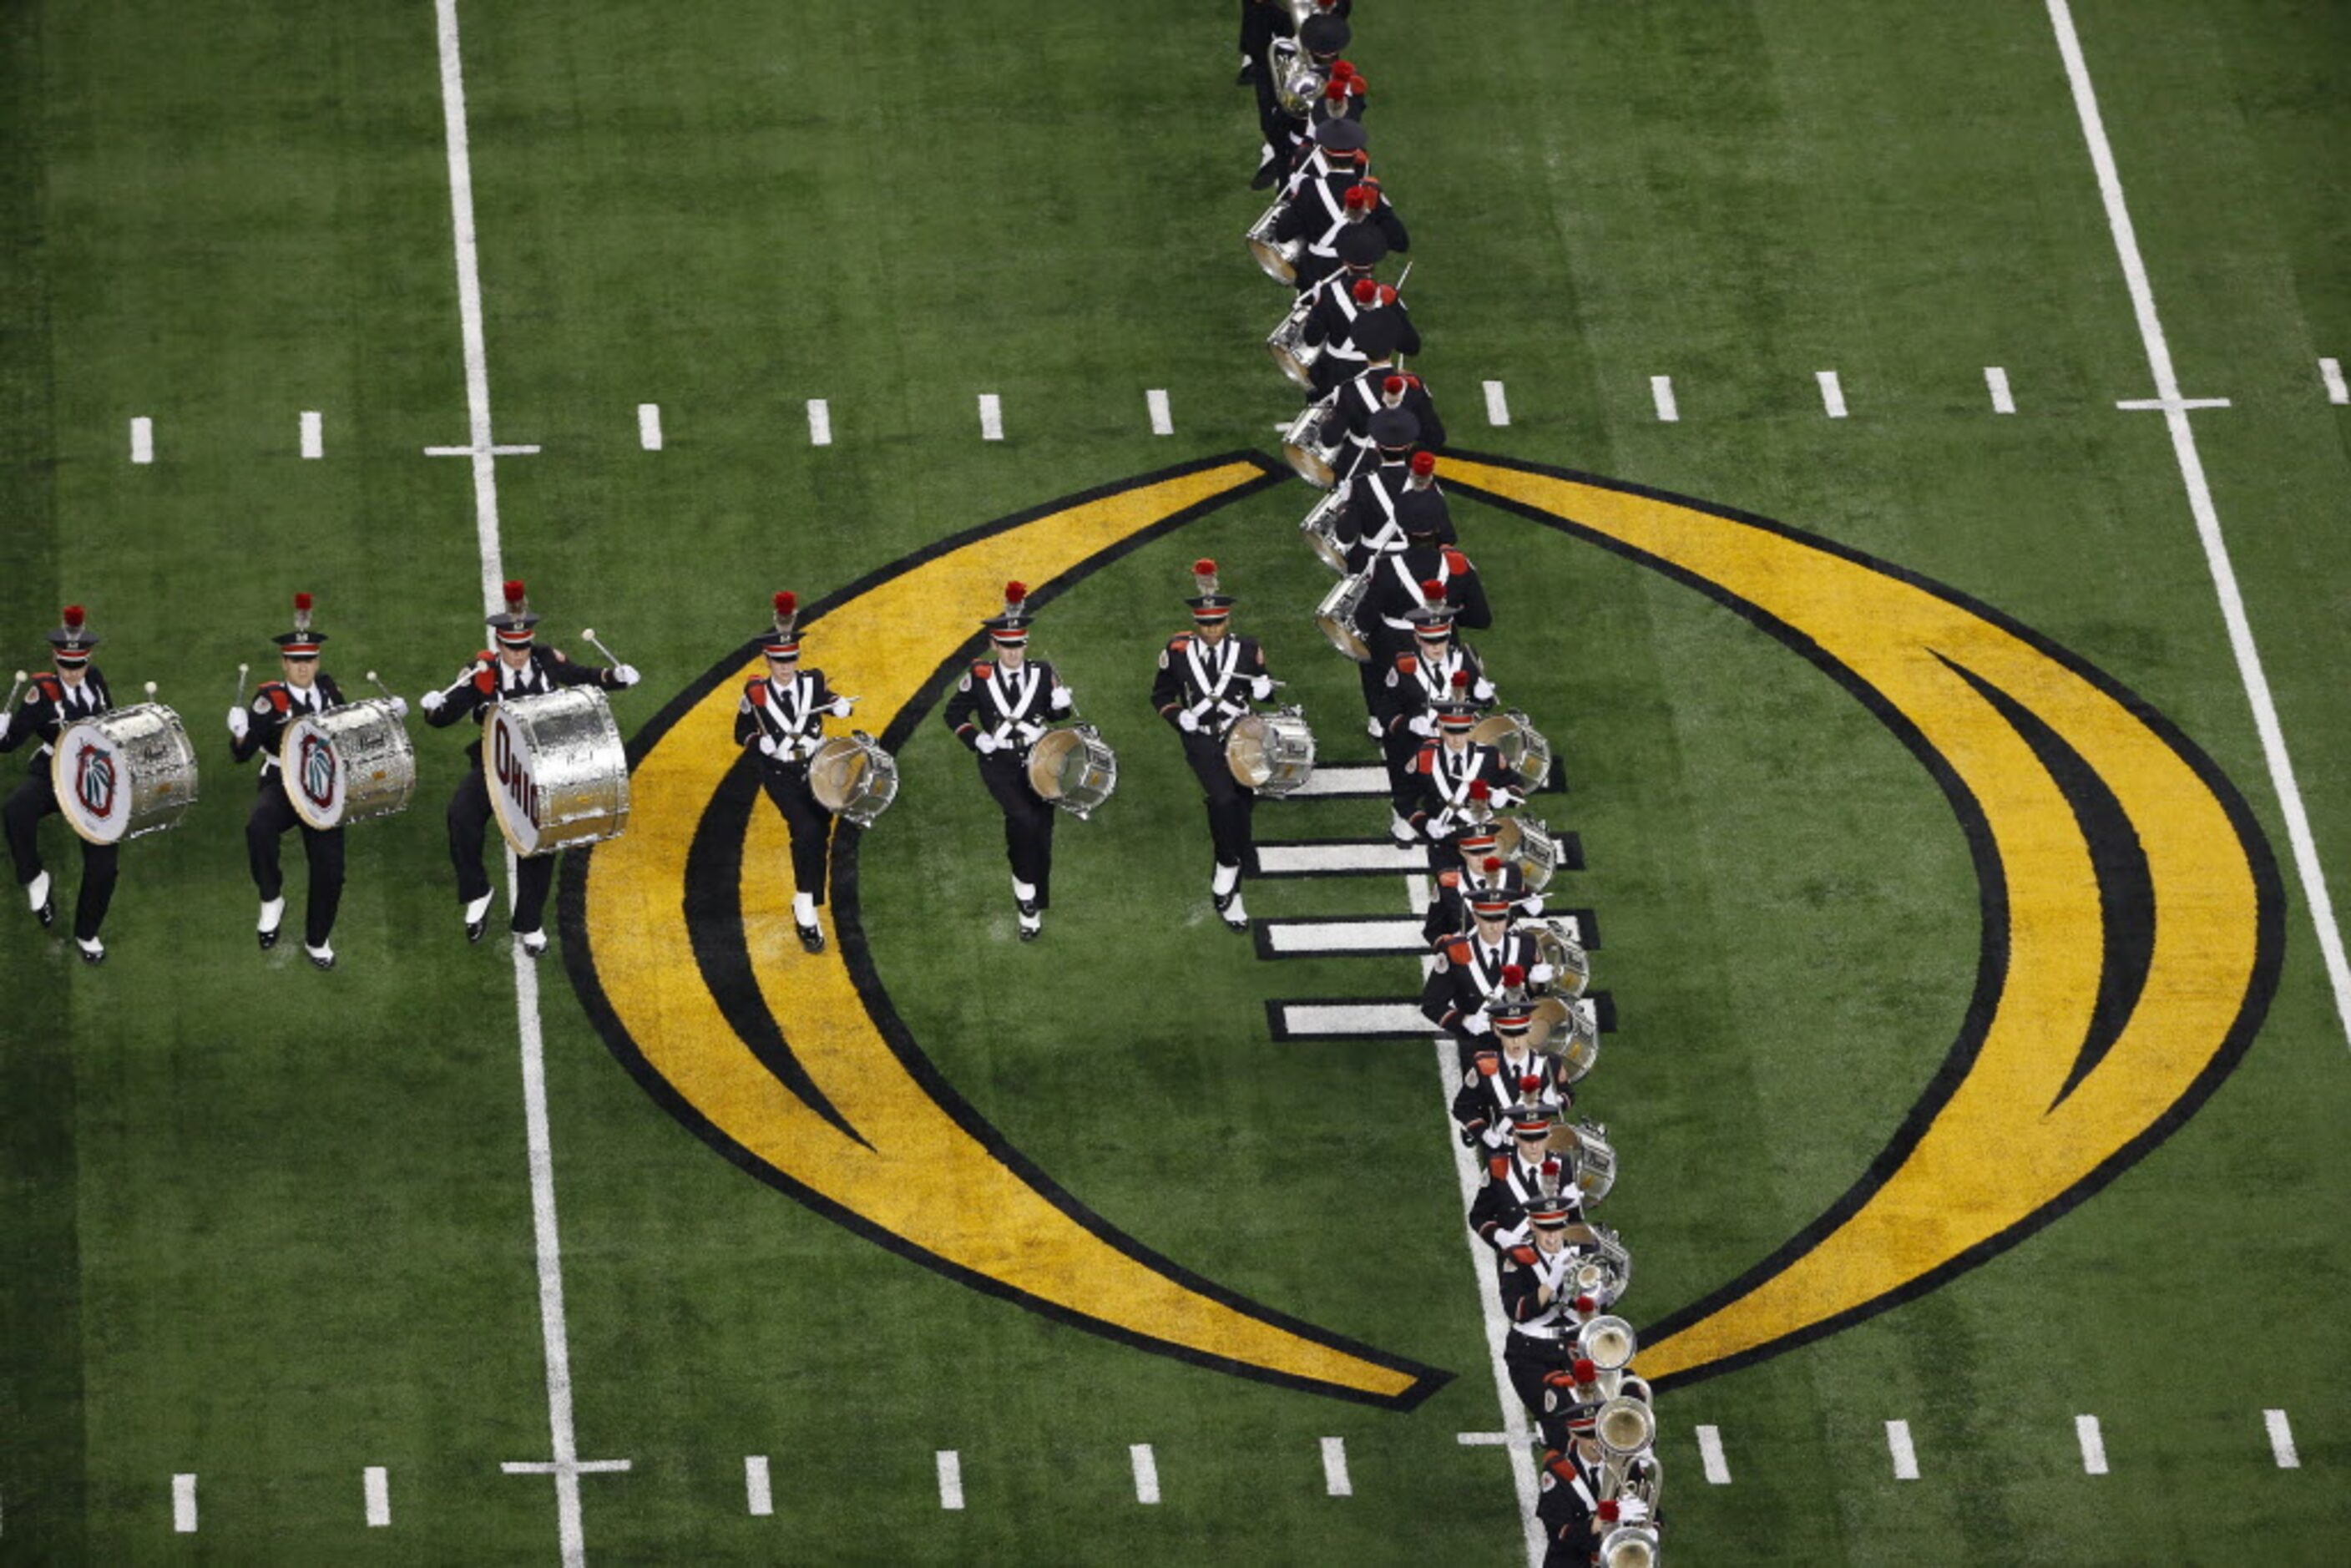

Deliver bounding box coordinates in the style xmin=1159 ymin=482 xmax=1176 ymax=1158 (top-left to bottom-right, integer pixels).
xmin=1452 ymin=996 xmax=1576 ymax=1152
xmin=1148 ymin=559 xmax=1277 ymax=933
xmin=1424 ymin=849 xmax=1543 ymax=948
xmin=1423 ymin=897 xmax=1549 ymax=1065
xmin=1407 ymin=681 xmax=1528 ymax=872
xmin=1377 ymin=590 xmax=1492 ymax=841
xmin=734 ymin=591 xmax=854 ymax=954
xmin=943 ymin=581 xmax=1074 ymax=941
xmin=0 ymin=605 xmax=119 ymax=963
xmin=419 ymin=579 xmax=640 ymax=955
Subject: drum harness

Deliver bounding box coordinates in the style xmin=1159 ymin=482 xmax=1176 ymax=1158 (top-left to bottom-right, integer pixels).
xmin=753 ymin=673 xmax=827 ymax=764
xmin=255 ymin=684 xmax=334 ymax=777
xmin=28 ymin=676 xmax=108 ymax=761
xmin=1423 ymin=736 xmax=1495 ymax=833
xmin=1380 ymin=552 xmax=1454 ymax=633
xmin=1182 ymin=637 xmax=1250 ymax=736
xmin=979 ymin=663 xmax=1049 ymax=754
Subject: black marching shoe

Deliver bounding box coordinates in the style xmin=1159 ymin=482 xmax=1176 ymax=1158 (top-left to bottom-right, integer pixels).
xmin=1250 ymin=159 xmax=1280 ymax=191
xmin=796 ymin=923 xmax=826 ymax=955
xmin=1016 ymin=898 xmax=1043 ymax=943
xmin=1212 ymin=888 xmax=1251 ymax=933
xmin=76 ymin=938 xmax=105 ymax=966
xmin=466 ymin=913 xmax=488 ymax=943
xmin=259 ymin=928 xmax=281 ymax=951
xmin=1236 ymin=58 xmax=1261 ymax=87
xmin=306 ymin=944 xmax=336 ymax=972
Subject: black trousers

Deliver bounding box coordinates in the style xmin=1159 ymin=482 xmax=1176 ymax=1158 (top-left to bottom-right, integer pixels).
xmin=1381 ymin=725 xmax=1423 ymax=817
xmin=759 ymin=761 xmax=833 ymax=902
xmin=1238 ymin=0 xmax=1278 ymax=58
xmin=978 ymin=753 xmax=1054 ymax=906
xmin=447 ymin=765 xmax=556 ymax=933
xmin=4 ymin=769 xmax=119 ymax=941
xmin=1504 ymin=1331 xmax=1572 ymax=1415
xmin=247 ymin=771 xmax=346 ymax=947
xmin=1181 ymin=730 xmax=1256 ymax=868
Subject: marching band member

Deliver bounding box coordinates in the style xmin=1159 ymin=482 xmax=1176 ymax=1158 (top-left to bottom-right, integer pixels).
xmin=1338 ymin=440 xmax=1445 ymax=572
xmin=1494 ymin=1158 xmax=1590 ymax=1333
xmin=1304 ymin=273 xmax=1420 ymax=399
xmin=1358 ymin=493 xmax=1485 ymax=668
xmin=1407 ymin=680 xmax=1527 ymax=871
xmin=943 ymin=582 xmax=1074 ymax=942
xmin=1451 ymin=999 xmax=1576 ymax=1152
xmin=734 ymin=592 xmax=855 ymax=955
xmin=420 ymin=579 xmax=638 ymax=955
xmin=1280 ymin=175 xmax=1410 ymax=297
xmin=1336 ymin=367 xmax=1445 ymax=483
xmin=1377 ymin=591 xmax=1493 ymax=835
xmin=1149 ymin=560 xmax=1277 ymax=932
xmin=1424 ymin=850 xmax=1544 ymax=947
xmin=1423 ymin=897 xmax=1550 ymax=1057
xmin=1 ymin=606 xmax=119 ymax=962
xmin=1254 ymin=10 xmax=1358 ymax=188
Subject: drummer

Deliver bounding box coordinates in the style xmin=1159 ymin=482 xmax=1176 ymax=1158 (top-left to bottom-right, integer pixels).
xmin=734 ymin=591 xmax=856 ymax=954
xmin=1375 ymin=590 xmax=1494 ymax=843
xmin=1149 ymin=559 xmax=1278 ymax=933
xmin=419 ymin=579 xmax=639 ymax=957
xmin=0 ymin=605 xmax=119 ymax=964
xmin=942 ymin=580 xmax=1075 ymax=942
xmin=1406 ymin=677 xmax=1529 ymax=873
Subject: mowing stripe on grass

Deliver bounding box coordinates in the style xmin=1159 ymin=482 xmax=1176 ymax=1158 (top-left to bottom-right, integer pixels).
xmin=2322 ymin=358 xmax=2348 ymax=405
xmin=636 ymin=403 xmax=662 ymax=451
xmin=2047 ymin=0 xmax=2351 ymax=1048
xmin=301 ymin=410 xmax=324 ymax=458
xmin=806 ymin=398 xmax=832 ymax=446
xmin=1696 ymin=1425 xmax=1731 ymax=1485
xmin=1816 ymin=370 xmax=1848 ymax=418
xmin=1483 ymin=381 xmax=1511 ymax=427
xmin=1321 ymin=1436 xmax=1352 ymax=1497
xmin=129 ymin=417 xmax=152 ymax=464
xmin=1650 ymin=376 xmax=1678 ymax=422
xmin=744 ymin=1455 xmax=772 ymax=1516
xmin=364 ymin=1466 xmax=390 ymax=1528
xmin=1254 ymin=840 xmax=1430 ymax=876
xmin=1147 ymin=388 xmax=1173 ymax=435
xmin=2075 ymin=1414 xmax=2109 ymax=1474
xmin=935 ymin=1450 xmax=963 ymax=1510
xmin=2265 ymin=1409 xmax=2299 ymax=1469
xmin=1985 ymin=367 xmax=2015 ymax=413
xmin=978 ymin=393 xmax=1004 ymax=441
xmin=172 ymin=1474 xmax=196 ymax=1533
xmin=1885 ymin=1420 xmax=1919 ymax=1480
xmin=1130 ymin=1444 xmax=1160 ymax=1505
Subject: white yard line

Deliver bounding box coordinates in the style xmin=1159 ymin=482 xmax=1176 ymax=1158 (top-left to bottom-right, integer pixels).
xmin=744 ymin=1455 xmax=773 ymax=1516
xmin=129 ymin=417 xmax=153 ymax=464
xmin=2047 ymin=0 xmax=2351 ymax=1049
xmin=1261 ymin=918 xmax=1425 ymax=955
xmin=1695 ymin=1425 xmax=1731 ymax=1485
xmin=1129 ymin=1444 xmax=1160 ymax=1505
xmin=2322 ymin=357 xmax=2348 ymax=406
xmin=1649 ymin=376 xmax=1679 ymax=423
xmin=978 ymin=392 xmax=1004 ymax=442
xmin=2264 ymin=1409 xmax=2299 ymax=1469
xmin=1320 ymin=1436 xmax=1353 ymax=1498
xmin=364 ymin=1466 xmax=392 ymax=1528
xmin=172 ymin=1474 xmax=198 ymax=1534
xmin=1147 ymin=387 xmax=1174 ymax=436
xmin=806 ymin=398 xmax=832 ymax=447
xmin=2074 ymin=1414 xmax=2109 ymax=1475
xmin=432 ymin=5 xmax=624 ymax=1562
xmin=935 ymin=1450 xmax=964 ymax=1510
xmin=1984 ymin=367 xmax=2015 ymax=414
xmin=1884 ymin=1419 xmax=1919 ymax=1480
xmin=1816 ymin=370 xmax=1848 ymax=418
xmin=636 ymin=403 xmax=663 ymax=452
xmin=1483 ymin=381 xmax=1511 ymax=427
xmin=301 ymin=410 xmax=325 ymax=458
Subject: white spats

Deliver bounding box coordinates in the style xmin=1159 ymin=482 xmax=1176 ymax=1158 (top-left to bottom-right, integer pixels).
xmin=301 ymin=410 xmax=325 ymax=458
xmin=463 ymin=891 xmax=494 ymax=928
xmin=1984 ymin=367 xmax=2016 ymax=414
xmin=26 ymin=872 xmax=49 ymax=913
xmin=1650 ymin=376 xmax=1679 ymax=422
xmin=1696 ymin=1425 xmax=1732 ymax=1485
xmin=744 ymin=1454 xmax=773 ymax=1516
xmin=1129 ymin=1443 xmax=1160 ymax=1505
xmin=978 ymin=393 xmax=1004 ymax=441
xmin=2075 ymin=1414 xmax=2109 ymax=1475
xmin=935 ymin=1449 xmax=964 ymax=1510
xmin=1483 ymin=381 xmax=1511 ymax=427
xmin=806 ymin=398 xmax=833 ymax=447
xmin=2264 ymin=1409 xmax=2300 ymax=1469
xmin=258 ymin=897 xmax=285 ymax=935
xmin=1320 ymin=1436 xmax=1352 ymax=1498
xmin=173 ymin=1473 xmax=198 ymax=1533
xmin=129 ymin=417 xmax=154 ymax=464
xmin=1147 ymin=388 xmax=1174 ymax=436
xmin=1885 ymin=1419 xmax=1919 ymax=1480
xmin=1816 ymin=369 xmax=1848 ymax=418
xmin=364 ymin=1466 xmax=391 ymax=1528
xmin=636 ymin=404 xmax=663 ymax=452
xmin=1254 ymin=840 xmax=1430 ymax=876
xmin=2323 ymin=358 xmax=2348 ymax=406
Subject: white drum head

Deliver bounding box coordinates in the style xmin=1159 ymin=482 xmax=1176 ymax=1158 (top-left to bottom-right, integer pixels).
xmin=52 ymin=717 xmax=134 ymax=845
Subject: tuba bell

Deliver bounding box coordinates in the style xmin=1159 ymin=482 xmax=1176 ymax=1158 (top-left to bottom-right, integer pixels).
xmin=1577 ymin=1314 xmax=1638 ymax=1379
xmin=1599 ymin=1523 xmax=1663 ymax=1568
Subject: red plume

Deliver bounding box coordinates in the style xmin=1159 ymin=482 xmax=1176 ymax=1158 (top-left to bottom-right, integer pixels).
xmin=1484 ymin=856 xmax=1504 ymax=873
xmin=1470 ymin=779 xmax=1493 ymax=800
xmin=1377 ymin=285 xmax=1398 ymax=306
xmin=1410 ymin=451 xmax=1437 ymax=476
xmin=1597 ymin=1500 xmax=1621 ymax=1524
xmin=1574 ymin=1295 xmax=1597 ymax=1313
xmin=503 ymin=579 xmax=526 ymax=609
xmin=1424 ymin=579 xmax=1450 ymax=601
xmin=1344 ymin=185 xmax=1374 ymax=210
xmin=61 ymin=604 xmax=84 ymax=630
xmin=1331 ymin=58 xmax=1357 ymax=79
xmin=773 ymin=591 xmax=796 ymax=616
xmin=1542 ymin=1158 xmax=1563 ymax=1177
xmin=1004 ymin=580 xmax=1028 ymax=602
xmin=1383 ymin=374 xmax=1407 ymax=396
xmin=1573 ymin=1358 xmax=1599 ymax=1383
xmin=1519 ymin=1073 xmax=1542 ymax=1093
xmin=1503 ymin=964 xmax=1527 ymax=988
xmin=1450 ymin=669 xmax=1472 ymax=688
xmin=1323 ymin=78 xmax=1348 ymax=100
xmin=1193 ymin=559 xmax=1216 ymax=576
xmin=1352 ymin=277 xmax=1379 ymax=303
xmin=293 ymin=592 xmax=314 ymax=612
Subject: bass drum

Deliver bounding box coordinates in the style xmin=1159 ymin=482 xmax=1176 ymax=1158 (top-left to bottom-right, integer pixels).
xmin=1493 ymin=812 xmax=1562 ymax=893
xmin=1300 ymin=485 xmax=1351 ymax=574
xmin=281 ymin=698 xmax=417 ymax=830
xmin=1282 ymin=400 xmax=1343 ymax=488
xmin=1527 ymin=916 xmax=1591 ymax=998
xmin=1531 ymin=995 xmax=1601 ymax=1083
xmin=1469 ymin=707 xmax=1553 ymax=792
xmin=1313 ymin=571 xmax=1373 ymax=662
xmin=52 ymin=703 xmax=200 ymax=845
xmin=486 ymin=687 xmax=630 ymax=857
xmin=1224 ymin=707 xmax=1317 ymax=796
xmin=808 ymin=731 xmax=900 ymax=828
xmin=1026 ymin=724 xmax=1118 ymax=819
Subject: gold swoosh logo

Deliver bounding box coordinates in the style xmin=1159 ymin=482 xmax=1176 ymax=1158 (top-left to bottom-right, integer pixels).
xmin=561 ymin=456 xmax=1446 ymax=1407
xmin=1442 ymin=455 xmax=2283 ymax=1386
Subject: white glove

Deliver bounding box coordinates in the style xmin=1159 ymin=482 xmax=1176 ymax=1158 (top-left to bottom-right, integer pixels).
xmin=0 ymin=711 xmax=10 ymax=742
xmin=1489 ymin=788 xmax=1520 ymax=810
xmin=227 ymin=706 xmax=250 ymax=741
xmin=1250 ymin=675 xmax=1274 ymax=701
xmin=1049 ymin=685 xmax=1073 ymax=711
xmin=421 ymin=690 xmax=446 ymax=716
xmin=611 ymin=664 xmax=640 ymax=688
xmin=388 ymin=696 xmax=410 ymax=720
xmin=829 ymin=695 xmax=853 ymax=719
xmin=1482 ymin=1125 xmax=1511 ymax=1150
xmin=1462 ymin=1012 xmax=1492 ymax=1036
xmin=1178 ymin=710 xmax=1201 ymax=734
xmin=1473 ymin=679 xmax=1496 ymax=703
xmin=758 ymin=735 xmax=781 ymax=758
xmin=1529 ymin=963 xmax=1556 ymax=988
xmin=1408 ymin=714 xmax=1435 ymax=738
xmin=1425 ymin=817 xmax=1457 ymax=840
xmin=974 ymin=732 xmax=1000 ymax=756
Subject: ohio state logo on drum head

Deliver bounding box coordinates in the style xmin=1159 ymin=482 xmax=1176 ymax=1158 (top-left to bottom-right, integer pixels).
xmin=299 ymin=731 xmax=339 ymax=813
xmin=73 ymin=742 xmax=118 ymax=821
xmin=488 ymin=707 xmax=547 ymax=857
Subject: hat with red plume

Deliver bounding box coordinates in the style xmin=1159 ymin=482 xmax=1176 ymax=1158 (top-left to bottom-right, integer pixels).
xmin=983 ymin=579 xmax=1034 ymax=645
xmin=273 ymin=590 xmax=326 ymax=656
xmin=762 ymin=591 xmax=802 ymax=659
xmin=1409 ymin=450 xmax=1438 ymax=478
xmin=1185 ymin=558 xmax=1235 ymax=622
xmin=48 ymin=603 xmax=99 ymax=662
xmin=489 ymin=578 xmax=540 ymax=645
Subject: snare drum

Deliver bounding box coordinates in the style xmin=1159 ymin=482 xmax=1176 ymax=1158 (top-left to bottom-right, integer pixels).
xmin=1282 ymin=400 xmax=1343 ymax=488
xmin=1224 ymin=707 xmax=1317 ymax=796
xmin=485 ymin=687 xmax=630 ymax=857
xmin=1026 ymin=724 xmax=1118 ymax=819
xmin=1492 ymin=813 xmax=1561 ymax=892
xmin=1300 ymin=486 xmax=1351 ymax=574
xmin=1531 ymin=996 xmax=1601 ymax=1083
xmin=1246 ymin=199 xmax=1301 ymax=284
xmin=52 ymin=703 xmax=200 ymax=846
xmin=281 ymin=699 xmax=417 ymax=830
xmin=1527 ymin=917 xmax=1591 ymax=998
xmin=808 ymin=731 xmax=900 ymax=828
xmin=1469 ymin=708 xmax=1553 ymax=792
xmin=1266 ymin=295 xmax=1322 ymax=388
xmin=1314 ymin=571 xmax=1373 ymax=662
xmin=1565 ymin=1119 xmax=1618 ymax=1203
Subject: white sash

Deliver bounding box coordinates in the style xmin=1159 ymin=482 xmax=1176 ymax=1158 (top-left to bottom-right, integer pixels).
xmin=1183 ymin=637 xmax=1242 ymax=725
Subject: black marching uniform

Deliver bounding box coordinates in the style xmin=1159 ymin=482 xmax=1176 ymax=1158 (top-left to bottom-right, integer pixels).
xmin=1356 ymin=540 xmax=1490 ymax=668
xmin=1150 ymin=628 xmax=1272 ymax=878
xmin=1302 ymin=290 xmax=1419 ymax=398
xmin=231 ymin=672 xmax=349 ymax=952
xmin=1499 ymin=1230 xmax=1594 ymax=1405
xmin=1452 ymin=1044 xmax=1576 ymax=1151
xmin=943 ymin=653 xmax=1072 ymax=917
xmin=735 ymin=665 xmax=847 ymax=904
xmin=2 ymin=664 xmax=119 ymax=944
xmin=1331 ymin=366 xmax=1446 ymax=479
xmin=1421 ymin=927 xmax=1542 ymax=1050
xmin=1277 ymin=178 xmax=1409 ymax=296
xmin=1408 ymin=737 xmax=1527 ymax=873
xmin=1377 ymin=637 xmax=1493 ymax=814
xmin=1423 ymin=856 xmax=1544 ymax=947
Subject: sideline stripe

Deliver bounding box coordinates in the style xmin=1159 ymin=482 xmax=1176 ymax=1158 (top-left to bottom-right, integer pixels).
xmin=637 ymin=404 xmax=663 ymax=452
xmin=1984 ymin=367 xmax=2015 ymax=414
xmin=806 ymin=398 xmax=832 ymax=447
xmin=1696 ymin=1425 xmax=1731 ymax=1485
xmin=173 ymin=1474 xmax=197 ymax=1533
xmin=744 ymin=1455 xmax=772 ymax=1516
xmin=2075 ymin=1414 xmax=2109 ymax=1474
xmin=301 ymin=410 xmax=325 ymax=458
xmin=1129 ymin=1444 xmax=1160 ymax=1505
xmin=2046 ymin=0 xmax=2351 ymax=1051
xmin=1483 ymin=381 xmax=1511 ymax=427
xmin=1885 ymin=1420 xmax=1919 ymax=1480
xmin=129 ymin=417 xmax=153 ymax=464
xmin=935 ymin=1450 xmax=964 ymax=1510
xmin=1148 ymin=388 xmax=1174 ymax=436
xmin=1817 ymin=370 xmax=1848 ymax=418
xmin=1650 ymin=376 xmax=1679 ymax=423
xmin=2264 ymin=1409 xmax=2298 ymax=1469
xmin=364 ymin=1466 xmax=391 ymax=1528
xmin=978 ymin=393 xmax=1004 ymax=441
xmin=2322 ymin=358 xmax=2348 ymax=406
xmin=1321 ymin=1436 xmax=1352 ymax=1498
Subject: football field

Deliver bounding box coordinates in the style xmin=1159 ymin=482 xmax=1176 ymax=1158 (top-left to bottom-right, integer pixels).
xmin=4 ymin=1 xmax=2351 ymax=1562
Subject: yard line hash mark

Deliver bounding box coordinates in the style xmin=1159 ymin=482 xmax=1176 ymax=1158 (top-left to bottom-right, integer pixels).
xmin=173 ymin=1473 xmax=198 ymax=1533
xmin=1885 ymin=1420 xmax=1920 ymax=1479
xmin=129 ymin=417 xmax=153 ymax=464
xmin=806 ymin=398 xmax=832 ymax=447
xmin=2046 ymin=0 xmax=2351 ymax=1052
xmin=1321 ymin=1436 xmax=1353 ymax=1497
xmin=637 ymin=404 xmax=663 ymax=452
xmin=1147 ymin=388 xmax=1174 ymax=436
xmin=2075 ymin=1414 xmax=2109 ymax=1474
xmin=1650 ymin=376 xmax=1679 ymax=422
xmin=1130 ymin=1444 xmax=1160 ymax=1505
xmin=1696 ymin=1425 xmax=1732 ymax=1485
xmin=1455 ymin=1431 xmax=1514 ymax=1447
xmin=301 ymin=410 xmax=324 ymax=458
xmin=978 ymin=393 xmax=1004 ymax=441
xmin=1984 ymin=367 xmax=2015 ymax=414
xmin=1483 ymin=381 xmax=1511 ymax=427
xmin=744 ymin=1455 xmax=773 ymax=1516
xmin=364 ymin=1466 xmax=391 ymax=1528
xmin=2265 ymin=1409 xmax=2299 ymax=1469
xmin=2322 ymin=358 xmax=2348 ymax=405
xmin=1817 ymin=370 xmax=1848 ymax=418
xmin=935 ymin=1450 xmax=964 ymax=1510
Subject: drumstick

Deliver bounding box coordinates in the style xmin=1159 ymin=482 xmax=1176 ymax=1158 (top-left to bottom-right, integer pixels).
xmin=234 ymin=661 xmax=250 ymax=707
xmin=1391 ymin=259 xmax=1414 ymax=296
xmin=364 ymin=670 xmax=397 ymax=702
xmin=579 ymin=627 xmax=624 ymax=668
xmin=3 ymin=670 xmax=24 ymax=715
xmin=144 ymin=680 xmax=158 ymax=701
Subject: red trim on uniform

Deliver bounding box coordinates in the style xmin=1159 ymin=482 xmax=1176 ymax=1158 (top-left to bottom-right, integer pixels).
xmin=278 ymin=640 xmax=321 ymax=656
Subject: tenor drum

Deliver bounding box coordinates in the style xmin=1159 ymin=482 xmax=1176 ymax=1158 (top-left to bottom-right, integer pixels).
xmin=1314 ymin=571 xmax=1373 ymax=663
xmin=1224 ymin=707 xmax=1317 ymax=796
xmin=1300 ymin=485 xmax=1351 ymax=574
xmin=1493 ymin=812 xmax=1561 ymax=893
xmin=486 ymin=687 xmax=630 ymax=857
xmin=52 ymin=703 xmax=200 ymax=846
xmin=1566 ymin=1120 xmax=1619 ymax=1204
xmin=1266 ymin=296 xmax=1322 ymax=389
xmin=1469 ymin=708 xmax=1553 ymax=792
xmin=1528 ymin=917 xmax=1591 ymax=998
xmin=1281 ymin=400 xmax=1343 ymax=488
xmin=1532 ymin=995 xmax=1601 ymax=1083
xmin=808 ymin=731 xmax=900 ymax=828
xmin=1026 ymin=724 xmax=1118 ymax=819
xmin=1246 ymin=200 xmax=1301 ymax=284
xmin=281 ymin=699 xmax=416 ymax=830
